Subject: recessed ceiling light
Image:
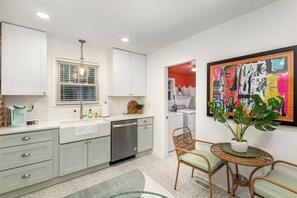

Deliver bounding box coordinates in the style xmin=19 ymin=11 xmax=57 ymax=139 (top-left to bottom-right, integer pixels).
xmin=191 ymin=66 xmax=196 ymax=72
xmin=121 ymin=37 xmax=129 ymax=42
xmin=36 ymin=12 xmax=50 ymax=19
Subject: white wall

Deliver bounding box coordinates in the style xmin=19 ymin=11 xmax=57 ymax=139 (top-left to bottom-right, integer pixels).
xmin=146 ymin=0 xmax=297 ymax=197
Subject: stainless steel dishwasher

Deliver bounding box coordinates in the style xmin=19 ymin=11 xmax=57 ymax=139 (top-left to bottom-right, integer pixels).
xmin=111 ymin=119 xmax=137 ymax=163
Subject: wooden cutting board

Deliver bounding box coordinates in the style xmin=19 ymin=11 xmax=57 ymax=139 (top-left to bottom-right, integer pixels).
xmin=127 ymin=100 xmax=138 ymax=114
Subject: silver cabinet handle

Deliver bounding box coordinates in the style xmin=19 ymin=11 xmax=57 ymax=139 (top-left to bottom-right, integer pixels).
xmin=85 ymin=141 xmax=87 ymax=144
xmin=144 ymin=126 xmax=147 ymax=129
xmin=89 ymin=141 xmax=92 ymax=144
xmin=144 ymin=120 xmax=147 ymax=123
xmin=21 ymin=174 xmax=31 ymax=179
xmin=22 ymin=136 xmax=31 ymax=141
xmin=21 ymin=153 xmax=31 ymax=157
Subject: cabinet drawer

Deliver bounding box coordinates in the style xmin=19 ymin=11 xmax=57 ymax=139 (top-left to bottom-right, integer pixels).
xmin=0 ymin=130 xmax=53 ymax=148
xmin=0 ymin=141 xmax=52 ymax=171
xmin=138 ymin=117 xmax=153 ymax=126
xmin=0 ymin=160 xmax=52 ymax=194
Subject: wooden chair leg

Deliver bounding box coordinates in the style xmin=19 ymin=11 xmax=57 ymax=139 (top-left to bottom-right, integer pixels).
xmin=226 ymin=165 xmax=230 ymax=193
xmin=174 ymin=161 xmax=181 ymax=190
xmin=209 ymin=174 xmax=212 ymax=198
xmin=250 ymin=179 xmax=255 ymax=198
xmin=191 ymin=167 xmax=194 ymax=177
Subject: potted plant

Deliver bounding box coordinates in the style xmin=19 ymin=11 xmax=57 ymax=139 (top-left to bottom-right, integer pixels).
xmin=208 ymin=94 xmax=284 ymax=153
xmin=136 ymin=104 xmax=144 ymax=114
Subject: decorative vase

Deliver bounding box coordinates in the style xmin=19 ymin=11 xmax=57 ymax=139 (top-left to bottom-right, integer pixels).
xmin=137 ymin=109 xmax=143 ymax=114
xmin=231 ymin=139 xmax=248 ymax=153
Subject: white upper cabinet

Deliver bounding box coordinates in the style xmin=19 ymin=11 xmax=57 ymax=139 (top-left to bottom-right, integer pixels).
xmin=108 ymin=48 xmax=146 ymax=96
xmin=130 ymin=53 xmax=146 ymax=96
xmin=1 ymin=23 xmax=47 ymax=95
xmin=111 ymin=49 xmax=131 ymax=96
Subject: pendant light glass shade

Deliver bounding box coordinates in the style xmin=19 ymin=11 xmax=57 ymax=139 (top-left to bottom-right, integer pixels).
xmin=74 ymin=39 xmax=89 ymax=80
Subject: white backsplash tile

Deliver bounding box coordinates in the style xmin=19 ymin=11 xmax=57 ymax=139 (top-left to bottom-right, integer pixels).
xmin=5 ymin=95 xmax=145 ymax=122
xmin=108 ymin=96 xmax=144 ymax=115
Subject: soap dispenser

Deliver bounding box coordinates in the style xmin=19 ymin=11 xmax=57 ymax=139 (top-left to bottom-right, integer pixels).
xmin=88 ymin=109 xmax=93 ymax=119
xmin=73 ymin=110 xmax=77 ymax=120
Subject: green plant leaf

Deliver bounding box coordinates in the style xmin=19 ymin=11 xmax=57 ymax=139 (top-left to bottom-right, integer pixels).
xmin=252 ymin=94 xmax=263 ymax=105
xmin=263 ymin=123 xmax=276 ymax=131
xmin=255 ymin=123 xmax=266 ymax=131
xmin=242 ymin=117 xmax=252 ymax=125
xmin=233 ymin=117 xmax=241 ymax=124
xmin=217 ymin=116 xmax=227 ymax=123
xmin=269 ymin=120 xmax=281 ymax=126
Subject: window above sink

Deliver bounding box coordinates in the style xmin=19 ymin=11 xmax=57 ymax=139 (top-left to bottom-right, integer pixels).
xmin=55 ymin=58 xmax=101 ymax=106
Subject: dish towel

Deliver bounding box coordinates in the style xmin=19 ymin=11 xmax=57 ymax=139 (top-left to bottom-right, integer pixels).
xmin=75 ymin=123 xmax=98 ymax=136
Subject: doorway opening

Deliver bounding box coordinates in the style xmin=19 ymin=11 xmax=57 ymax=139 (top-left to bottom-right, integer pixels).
xmin=166 ymin=60 xmax=196 ymax=154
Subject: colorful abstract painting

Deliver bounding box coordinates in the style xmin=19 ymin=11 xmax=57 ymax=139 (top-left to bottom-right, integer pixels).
xmin=207 ymin=46 xmax=297 ymax=126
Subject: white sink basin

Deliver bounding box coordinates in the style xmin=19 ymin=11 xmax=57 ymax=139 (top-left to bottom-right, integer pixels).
xmin=59 ymin=119 xmax=111 ymax=144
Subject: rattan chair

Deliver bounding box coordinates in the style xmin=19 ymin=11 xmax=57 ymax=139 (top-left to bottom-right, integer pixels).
xmin=251 ymin=160 xmax=297 ymax=198
xmin=172 ymin=127 xmax=228 ymax=198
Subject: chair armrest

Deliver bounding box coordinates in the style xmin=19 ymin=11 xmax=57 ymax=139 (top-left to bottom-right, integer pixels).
xmin=175 ymin=146 xmax=211 ymax=172
xmin=251 ymin=176 xmax=297 ymax=194
xmin=272 ymin=160 xmax=297 ymax=170
xmin=193 ymin=139 xmax=214 ymax=145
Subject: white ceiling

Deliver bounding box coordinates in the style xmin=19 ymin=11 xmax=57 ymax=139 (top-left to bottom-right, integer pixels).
xmin=0 ymin=0 xmax=277 ymax=54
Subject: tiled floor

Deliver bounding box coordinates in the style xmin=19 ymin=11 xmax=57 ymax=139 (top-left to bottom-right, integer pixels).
xmin=21 ymin=153 xmax=230 ymax=198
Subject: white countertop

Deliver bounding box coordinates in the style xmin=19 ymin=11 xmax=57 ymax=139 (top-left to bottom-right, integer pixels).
xmin=0 ymin=121 xmax=61 ymax=135
xmin=0 ymin=114 xmax=154 ymax=135
xmin=104 ymin=114 xmax=153 ymax=121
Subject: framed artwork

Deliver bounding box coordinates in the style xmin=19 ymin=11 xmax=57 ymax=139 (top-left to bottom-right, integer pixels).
xmin=207 ymin=45 xmax=297 ymax=126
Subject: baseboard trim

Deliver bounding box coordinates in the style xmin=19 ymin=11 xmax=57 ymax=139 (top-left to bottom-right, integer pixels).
xmin=152 ymin=150 xmax=166 ymax=158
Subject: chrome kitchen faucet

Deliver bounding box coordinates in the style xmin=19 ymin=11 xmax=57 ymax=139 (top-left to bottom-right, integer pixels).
xmin=80 ymin=101 xmax=86 ymax=119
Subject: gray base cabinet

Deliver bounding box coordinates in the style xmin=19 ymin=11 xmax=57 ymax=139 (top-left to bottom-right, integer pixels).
xmin=137 ymin=118 xmax=153 ymax=153
xmin=59 ymin=141 xmax=88 ymax=176
xmin=88 ymin=136 xmax=110 ymax=167
xmin=0 ymin=160 xmax=52 ymax=194
xmin=59 ymin=136 xmax=110 ymax=176
xmin=0 ymin=129 xmax=55 ymax=195
xmin=0 ymin=141 xmax=53 ymax=171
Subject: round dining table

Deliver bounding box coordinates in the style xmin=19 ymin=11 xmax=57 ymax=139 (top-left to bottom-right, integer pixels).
xmin=210 ymin=143 xmax=274 ymax=197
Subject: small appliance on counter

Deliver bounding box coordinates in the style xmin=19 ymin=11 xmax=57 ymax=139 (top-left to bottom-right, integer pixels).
xmin=6 ymin=106 xmax=28 ymax=127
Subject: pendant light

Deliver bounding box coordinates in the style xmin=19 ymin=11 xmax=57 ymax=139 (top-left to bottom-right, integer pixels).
xmin=75 ymin=39 xmax=89 ymax=80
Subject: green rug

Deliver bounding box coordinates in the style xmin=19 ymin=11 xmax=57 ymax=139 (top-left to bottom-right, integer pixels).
xmin=65 ymin=169 xmax=171 ymax=198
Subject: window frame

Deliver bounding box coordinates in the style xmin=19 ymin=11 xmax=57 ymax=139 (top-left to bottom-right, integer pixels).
xmin=56 ymin=59 xmax=100 ymax=106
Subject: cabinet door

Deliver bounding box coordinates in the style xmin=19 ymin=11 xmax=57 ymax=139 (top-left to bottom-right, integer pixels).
xmin=1 ymin=23 xmax=47 ymax=95
xmin=59 ymin=141 xmax=87 ymax=176
xmin=88 ymin=136 xmax=110 ymax=167
xmin=138 ymin=125 xmax=153 ymax=153
xmin=130 ymin=53 xmax=146 ymax=96
xmin=112 ymin=49 xmax=131 ymax=96
xmin=168 ymin=114 xmax=183 ymax=152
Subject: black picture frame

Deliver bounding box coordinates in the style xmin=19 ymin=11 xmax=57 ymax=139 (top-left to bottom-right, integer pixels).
xmin=207 ymin=45 xmax=297 ymax=126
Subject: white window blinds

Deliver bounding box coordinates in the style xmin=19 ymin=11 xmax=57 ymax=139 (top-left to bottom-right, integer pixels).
xmin=56 ymin=59 xmax=100 ymax=105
